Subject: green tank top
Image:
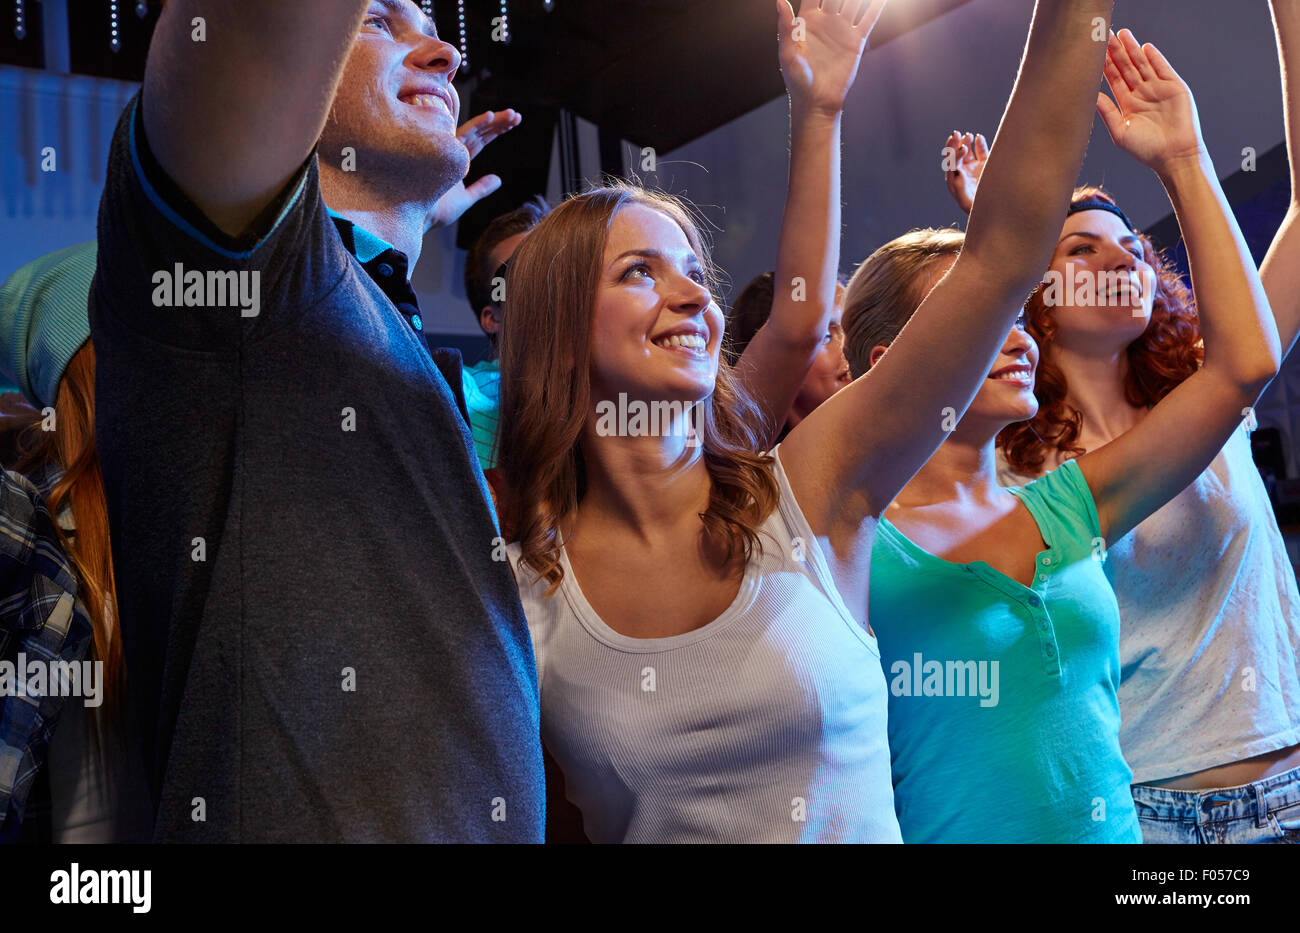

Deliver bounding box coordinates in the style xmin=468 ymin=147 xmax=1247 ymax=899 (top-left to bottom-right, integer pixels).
xmin=870 ymin=459 xmax=1141 ymax=843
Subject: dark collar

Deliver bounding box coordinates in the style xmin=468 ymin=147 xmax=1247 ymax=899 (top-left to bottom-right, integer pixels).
xmin=329 ymin=213 xmax=424 ymax=333
xmin=327 ymin=213 xmax=472 ymax=429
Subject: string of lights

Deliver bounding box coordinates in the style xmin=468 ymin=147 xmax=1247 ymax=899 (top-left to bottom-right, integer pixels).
xmin=10 ymin=0 xmax=154 ymax=49
xmin=8 ymin=1 xmax=540 ymax=54
xmin=457 ymin=0 xmax=468 ymax=68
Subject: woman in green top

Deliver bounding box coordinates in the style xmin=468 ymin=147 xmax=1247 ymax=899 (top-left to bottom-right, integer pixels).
xmin=840 ymin=31 xmax=1281 ymax=842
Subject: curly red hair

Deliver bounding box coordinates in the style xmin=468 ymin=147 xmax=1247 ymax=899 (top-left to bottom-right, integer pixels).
xmin=999 ymin=187 xmax=1203 ymax=475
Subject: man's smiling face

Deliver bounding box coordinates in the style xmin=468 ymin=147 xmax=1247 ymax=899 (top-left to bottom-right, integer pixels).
xmin=320 ymin=0 xmax=469 ymax=200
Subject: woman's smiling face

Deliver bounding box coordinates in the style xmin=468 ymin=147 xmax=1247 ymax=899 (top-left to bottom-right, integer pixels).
xmin=589 ymin=202 xmax=726 ymax=407
xmin=1045 ymin=209 xmax=1156 ymax=352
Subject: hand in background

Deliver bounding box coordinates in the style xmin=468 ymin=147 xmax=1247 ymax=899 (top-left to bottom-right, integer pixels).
xmin=943 ymin=130 xmax=988 ymax=215
xmin=426 ymin=109 xmax=523 ymax=230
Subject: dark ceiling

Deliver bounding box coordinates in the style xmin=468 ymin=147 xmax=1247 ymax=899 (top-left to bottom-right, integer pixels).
xmin=3 ymin=0 xmax=970 ymax=150
xmin=451 ymin=0 xmax=971 ymax=244
xmin=0 ymin=0 xmax=972 ymax=244
xmin=461 ymin=0 xmax=973 ymax=153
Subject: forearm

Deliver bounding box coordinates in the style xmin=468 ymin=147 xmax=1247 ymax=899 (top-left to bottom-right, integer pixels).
xmin=1161 ymin=153 xmax=1281 ymax=387
xmin=144 ymin=0 xmax=369 ymax=237
xmin=1260 ymin=0 xmax=1300 ymax=356
xmin=963 ymin=0 xmax=1114 ymax=294
xmin=769 ymin=108 xmax=842 ymax=348
xmin=1259 ymin=208 xmax=1300 ymax=358
xmin=1272 ymin=0 xmax=1300 ymax=198
xmin=733 ymin=107 xmax=841 ymax=444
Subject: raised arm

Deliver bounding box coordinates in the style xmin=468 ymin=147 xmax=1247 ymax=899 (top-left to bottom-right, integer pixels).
xmin=1260 ymin=0 xmax=1300 ymax=358
xmin=782 ymin=0 xmax=1115 ymax=527
xmin=1079 ymin=31 xmax=1281 ymax=542
xmin=143 ymin=0 xmax=370 ymax=237
xmin=734 ymin=0 xmax=885 ymax=446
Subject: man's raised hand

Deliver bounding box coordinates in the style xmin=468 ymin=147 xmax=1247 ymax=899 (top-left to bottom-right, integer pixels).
xmin=426 ymin=109 xmax=523 ymax=230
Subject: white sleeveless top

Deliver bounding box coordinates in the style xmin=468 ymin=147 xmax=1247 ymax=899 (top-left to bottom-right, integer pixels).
xmin=507 ymin=447 xmax=902 ymax=843
xmin=998 ymin=425 xmax=1300 ymax=783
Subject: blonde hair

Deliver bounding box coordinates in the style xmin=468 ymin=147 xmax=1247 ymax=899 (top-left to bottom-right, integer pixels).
xmin=496 ymin=183 xmax=779 ymax=596
xmin=842 ymin=228 xmax=965 ymax=376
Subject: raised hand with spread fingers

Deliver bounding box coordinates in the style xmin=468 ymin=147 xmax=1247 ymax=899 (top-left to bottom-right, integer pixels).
xmin=778 ymin=0 xmax=886 ymax=116
xmin=426 ymin=108 xmax=524 ymax=230
xmin=1095 ymin=29 xmax=1205 ymax=174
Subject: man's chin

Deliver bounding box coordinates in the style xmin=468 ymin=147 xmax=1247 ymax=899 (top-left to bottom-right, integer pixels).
xmin=420 ymin=128 xmax=470 ymax=178
xmin=353 ymin=131 xmax=469 ymax=197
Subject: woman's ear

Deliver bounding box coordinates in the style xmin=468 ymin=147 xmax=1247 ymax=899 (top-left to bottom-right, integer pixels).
xmin=868 ymin=344 xmax=890 ymax=369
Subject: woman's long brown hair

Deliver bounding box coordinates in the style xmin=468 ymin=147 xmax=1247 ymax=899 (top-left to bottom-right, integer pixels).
xmin=497 ymin=184 xmax=780 ymax=596
xmin=3 ymin=343 xmax=123 ymax=722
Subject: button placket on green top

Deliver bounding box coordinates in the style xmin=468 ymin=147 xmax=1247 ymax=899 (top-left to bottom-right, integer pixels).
xmin=1029 ymin=558 xmax=1060 ymax=675
xmin=1026 ymin=521 xmax=1063 ymax=677
xmin=877 ymin=512 xmax=1067 ymax=678
xmin=967 ymin=555 xmax=1063 ymax=678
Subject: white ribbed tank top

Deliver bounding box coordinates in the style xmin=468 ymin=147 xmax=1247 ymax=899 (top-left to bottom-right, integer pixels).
xmin=507 ymin=448 xmax=901 ymax=843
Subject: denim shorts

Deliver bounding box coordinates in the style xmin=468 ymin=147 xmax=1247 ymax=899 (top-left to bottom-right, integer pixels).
xmin=1131 ymin=763 xmax=1300 ymax=844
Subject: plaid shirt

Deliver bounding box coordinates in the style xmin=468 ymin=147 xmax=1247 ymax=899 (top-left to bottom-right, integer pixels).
xmin=0 ymin=466 xmax=92 ymax=842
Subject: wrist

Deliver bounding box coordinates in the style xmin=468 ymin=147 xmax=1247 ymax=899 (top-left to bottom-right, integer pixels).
xmin=1152 ymin=147 xmax=1211 ymax=184
xmin=789 ymin=100 xmax=844 ymax=129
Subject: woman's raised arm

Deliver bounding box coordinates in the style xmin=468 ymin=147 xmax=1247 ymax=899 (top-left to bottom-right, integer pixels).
xmin=1078 ymin=32 xmax=1281 ymax=543
xmin=1259 ymin=0 xmax=1300 ymax=359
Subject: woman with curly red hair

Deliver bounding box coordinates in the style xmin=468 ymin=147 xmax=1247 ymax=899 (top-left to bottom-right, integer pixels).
xmin=997 ymin=186 xmax=1202 ymax=475
xmin=945 ymin=6 xmax=1300 ymax=843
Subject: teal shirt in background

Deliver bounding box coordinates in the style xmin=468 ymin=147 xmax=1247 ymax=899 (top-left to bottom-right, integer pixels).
xmin=462 ymin=358 xmax=500 ymax=471
xmin=869 ymin=460 xmax=1141 ymax=843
